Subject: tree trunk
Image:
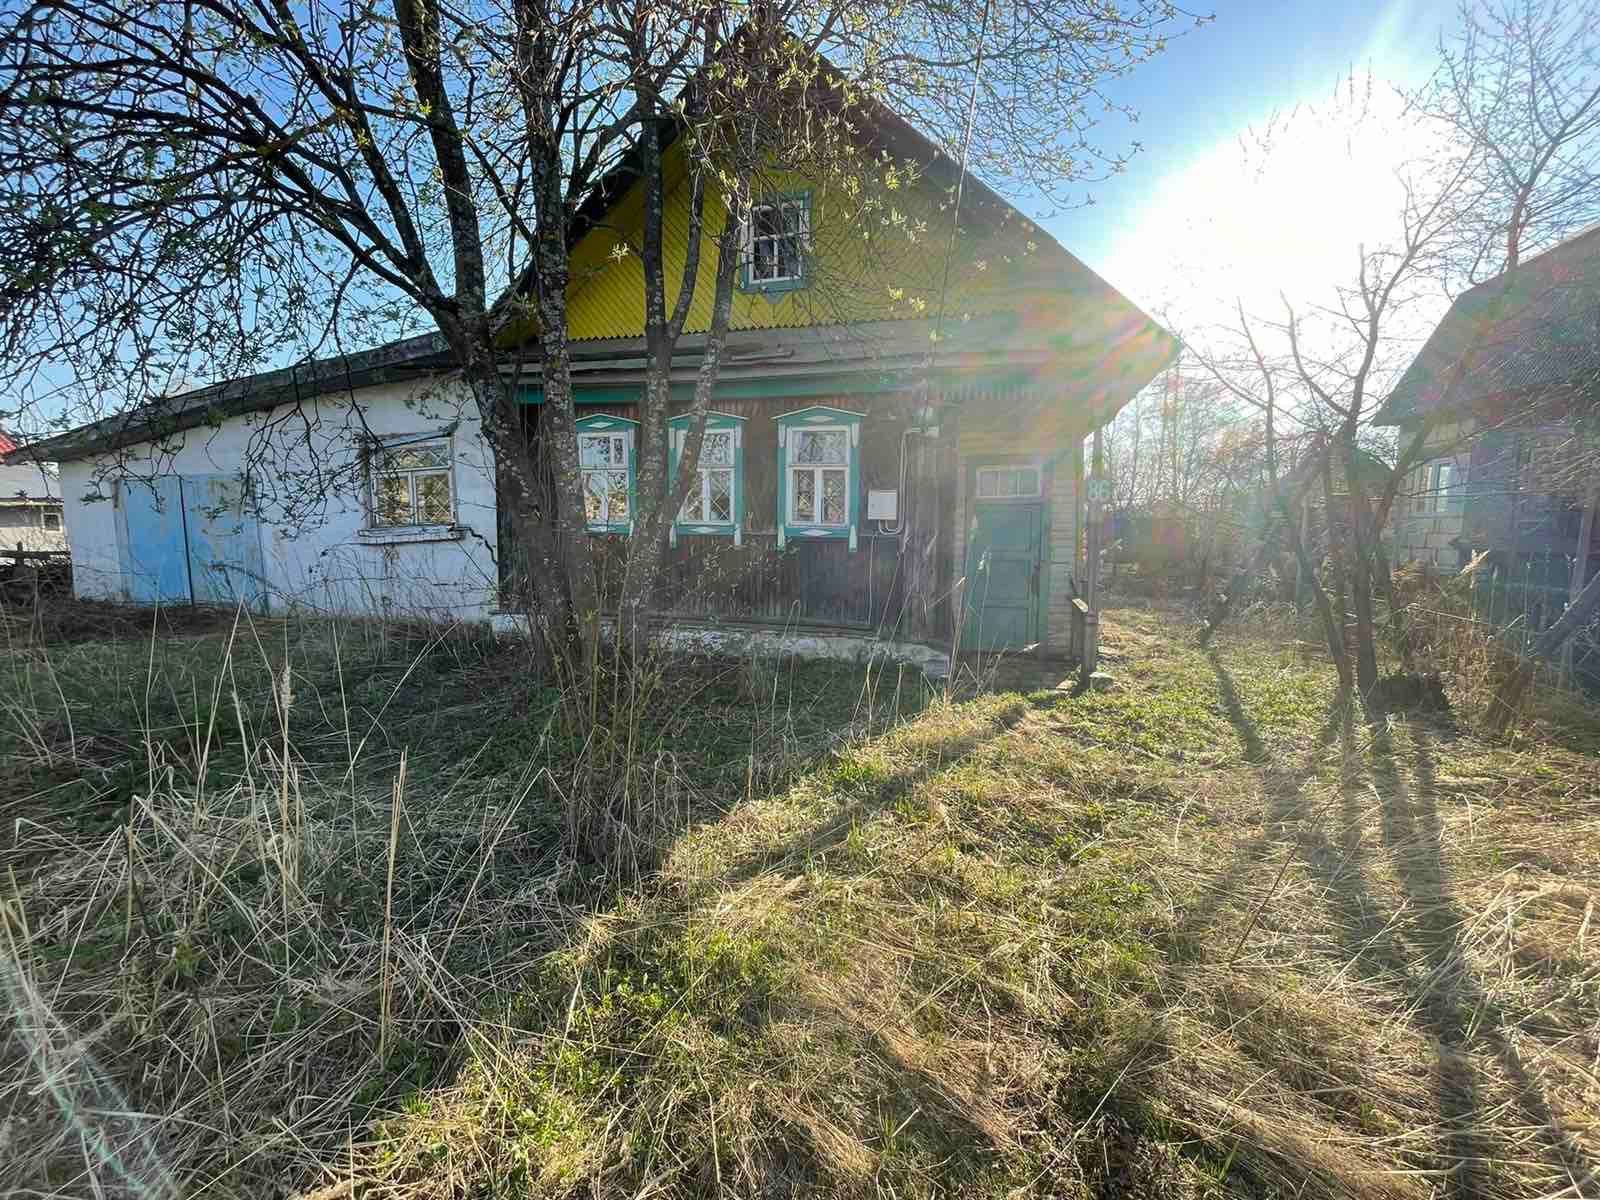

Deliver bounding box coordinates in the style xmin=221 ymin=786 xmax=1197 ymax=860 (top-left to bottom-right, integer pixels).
xmin=532 ymin=204 xmax=600 ymax=670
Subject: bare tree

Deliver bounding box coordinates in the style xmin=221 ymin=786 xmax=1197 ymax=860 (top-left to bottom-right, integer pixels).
xmin=1188 ymin=0 xmax=1600 ymax=709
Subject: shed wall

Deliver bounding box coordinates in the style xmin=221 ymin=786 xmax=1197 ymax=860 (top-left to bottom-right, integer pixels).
xmin=60 ymin=376 xmax=498 ymax=620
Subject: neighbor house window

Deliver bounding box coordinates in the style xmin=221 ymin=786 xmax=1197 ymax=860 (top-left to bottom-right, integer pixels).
xmin=975 ymin=466 xmax=1041 ymax=499
xmin=1411 ymin=459 xmax=1459 ymax=515
xmin=742 ymin=193 xmax=811 ymax=291
xmin=775 ymin=406 xmax=863 ymax=550
xmin=42 ymin=511 xmax=61 ymax=531
xmin=670 ymin=412 xmax=745 ymax=544
xmin=576 ymin=414 xmax=636 ymax=532
xmin=372 ymin=438 xmax=454 ymax=527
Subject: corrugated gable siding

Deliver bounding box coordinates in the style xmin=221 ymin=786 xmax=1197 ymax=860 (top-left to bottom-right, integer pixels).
xmin=560 ymin=152 xmax=1066 ymax=342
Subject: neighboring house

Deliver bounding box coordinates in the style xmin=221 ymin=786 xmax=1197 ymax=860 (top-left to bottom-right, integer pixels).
xmin=0 ymin=432 xmax=67 ymax=553
xmin=25 ymin=101 xmax=1174 ymax=657
xmin=1376 ymin=226 xmax=1600 ymax=625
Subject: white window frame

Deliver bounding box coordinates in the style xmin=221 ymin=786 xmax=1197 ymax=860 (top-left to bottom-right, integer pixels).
xmin=975 ymin=464 xmax=1043 ymax=500
xmin=678 ymin=429 xmax=738 ymax=526
xmin=370 ymin=436 xmax=455 ymax=529
xmin=579 ymin=429 xmax=633 ymax=529
xmin=42 ymin=510 xmax=62 ymax=531
xmin=786 ymin=424 xmax=851 ymax=528
xmin=743 ymin=195 xmax=811 ymax=288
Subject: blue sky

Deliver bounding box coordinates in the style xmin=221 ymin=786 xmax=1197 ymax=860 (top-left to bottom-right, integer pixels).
xmin=1049 ymin=0 xmax=1464 ymax=313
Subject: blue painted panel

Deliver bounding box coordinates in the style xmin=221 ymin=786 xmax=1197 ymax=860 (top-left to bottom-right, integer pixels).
xmin=181 ymin=475 xmax=268 ymax=612
xmin=962 ymin=502 xmax=1043 ymax=650
xmin=122 ymin=476 xmax=191 ymax=604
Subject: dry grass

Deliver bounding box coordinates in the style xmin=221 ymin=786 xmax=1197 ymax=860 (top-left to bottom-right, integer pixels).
xmin=3 ymin=598 xmax=1597 ymax=1198
xmin=0 ymin=603 xmax=909 ymax=1197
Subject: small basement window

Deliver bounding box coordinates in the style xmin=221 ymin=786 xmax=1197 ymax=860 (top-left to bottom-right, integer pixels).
xmin=975 ymin=465 xmax=1041 ymax=499
xmin=371 ymin=438 xmax=454 ymax=527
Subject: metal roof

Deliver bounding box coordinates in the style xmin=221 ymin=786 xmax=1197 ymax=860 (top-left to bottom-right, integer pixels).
xmin=1376 ymin=224 xmax=1600 ymax=425
xmin=22 ymin=332 xmax=453 ymax=463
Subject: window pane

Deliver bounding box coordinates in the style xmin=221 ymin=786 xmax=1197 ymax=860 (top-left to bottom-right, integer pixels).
xmin=792 ymin=468 xmax=815 ymax=522
xmin=753 ymin=237 xmax=776 ymax=281
xmin=781 ymin=201 xmax=805 ymax=235
xmin=794 ymin=429 xmax=846 ymax=465
xmin=777 ymin=234 xmax=801 ymax=279
xmin=708 ymin=469 xmax=733 ymax=522
xmin=606 ymin=471 xmax=630 ymax=521
xmin=680 ymin=479 xmax=704 ymax=523
xmin=580 ymin=434 xmax=621 ymax=469
xmin=584 ymin=471 xmax=608 ymax=522
xmin=385 ymin=442 xmax=449 ymax=471
xmin=416 ymin=472 xmax=452 ymax=524
xmin=753 ymin=204 xmax=784 ymax=239
xmin=376 ymin=475 xmax=413 ymax=525
xmin=700 ymin=431 xmax=733 ymax=466
xmin=1017 ymin=468 xmax=1038 ymax=496
xmin=821 ymin=469 xmax=846 ymax=524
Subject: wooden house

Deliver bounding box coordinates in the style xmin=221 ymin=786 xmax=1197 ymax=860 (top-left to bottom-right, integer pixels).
xmin=1376 ymin=225 xmax=1600 ymax=628
xmin=26 ymin=97 xmax=1174 ymax=661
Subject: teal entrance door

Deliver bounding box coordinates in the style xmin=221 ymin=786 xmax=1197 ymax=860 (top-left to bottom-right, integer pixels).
xmin=962 ymin=500 xmax=1044 ymax=650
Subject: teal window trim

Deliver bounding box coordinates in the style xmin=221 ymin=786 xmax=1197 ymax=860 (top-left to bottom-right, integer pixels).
xmin=575 ymin=414 xmax=637 ymax=534
xmin=668 ymin=411 xmax=746 ymax=546
xmin=739 ymin=190 xmax=813 ymax=295
xmin=775 ymin=405 xmax=864 ymax=551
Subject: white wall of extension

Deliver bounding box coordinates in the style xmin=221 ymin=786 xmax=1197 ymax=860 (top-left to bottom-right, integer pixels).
xmin=58 ymin=375 xmax=501 ymax=622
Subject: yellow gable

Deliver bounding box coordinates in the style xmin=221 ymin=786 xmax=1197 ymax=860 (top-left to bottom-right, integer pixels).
xmin=546 ymin=142 xmax=1076 ymax=344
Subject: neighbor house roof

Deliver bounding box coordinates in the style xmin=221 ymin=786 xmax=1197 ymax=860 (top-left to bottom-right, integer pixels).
xmin=1375 ymin=224 xmax=1600 ymax=426
xmin=0 ymin=433 xmax=62 ymax=500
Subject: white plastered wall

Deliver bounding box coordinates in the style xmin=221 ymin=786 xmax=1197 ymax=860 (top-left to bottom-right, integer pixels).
xmin=58 ymin=374 xmax=501 ymax=621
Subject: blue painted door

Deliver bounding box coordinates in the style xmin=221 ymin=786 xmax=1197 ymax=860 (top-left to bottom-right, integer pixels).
xmin=121 ymin=475 xmax=267 ymax=611
xmin=963 ymin=501 xmax=1044 ymax=650
xmin=122 ymin=476 xmax=191 ymax=604
xmin=182 ymin=475 xmax=267 ymax=611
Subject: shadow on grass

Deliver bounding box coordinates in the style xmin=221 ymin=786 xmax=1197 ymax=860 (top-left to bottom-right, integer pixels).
xmin=1173 ymin=647 xmax=1596 ymax=1198
xmin=1372 ymin=723 xmax=1597 ymax=1197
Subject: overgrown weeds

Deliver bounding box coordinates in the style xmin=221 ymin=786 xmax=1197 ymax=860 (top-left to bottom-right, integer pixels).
xmin=0 ymin=602 xmax=915 ymax=1196
xmin=4 ymin=598 xmax=1596 ymax=1199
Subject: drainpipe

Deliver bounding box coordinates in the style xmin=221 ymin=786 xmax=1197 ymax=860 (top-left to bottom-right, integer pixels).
xmin=1082 ymin=424 xmax=1105 ymax=676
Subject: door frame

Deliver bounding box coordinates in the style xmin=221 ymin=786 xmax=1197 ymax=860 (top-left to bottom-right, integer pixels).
xmin=962 ymin=454 xmax=1052 ymax=649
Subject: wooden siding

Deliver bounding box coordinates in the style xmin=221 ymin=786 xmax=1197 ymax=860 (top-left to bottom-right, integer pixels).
xmin=949 ymin=382 xmax=1087 ymax=657
xmin=593 ymin=532 xmax=903 ymax=630
xmin=505 ymin=382 xmax=1117 ymax=646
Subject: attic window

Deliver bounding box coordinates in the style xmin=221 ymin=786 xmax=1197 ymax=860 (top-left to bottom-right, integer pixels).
xmin=742 ymin=194 xmax=811 ymax=292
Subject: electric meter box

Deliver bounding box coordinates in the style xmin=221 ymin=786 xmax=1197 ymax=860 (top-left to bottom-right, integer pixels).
xmin=867 ymin=490 xmax=899 ymax=521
